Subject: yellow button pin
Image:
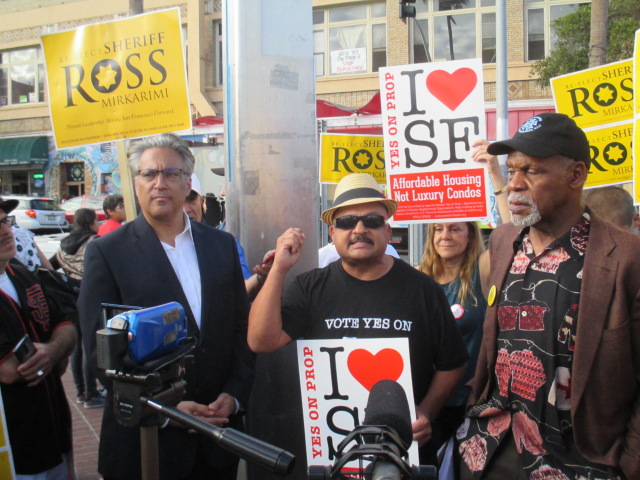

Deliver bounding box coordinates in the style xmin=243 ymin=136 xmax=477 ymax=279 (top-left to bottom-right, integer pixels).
xmin=488 ymin=285 xmax=497 ymax=306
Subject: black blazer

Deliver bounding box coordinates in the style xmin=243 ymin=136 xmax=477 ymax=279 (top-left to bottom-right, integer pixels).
xmin=77 ymin=214 xmax=255 ymax=480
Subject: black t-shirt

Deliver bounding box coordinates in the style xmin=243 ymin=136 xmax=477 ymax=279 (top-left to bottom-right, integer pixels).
xmin=281 ymin=258 xmax=469 ymax=404
xmin=0 ymin=264 xmax=72 ymax=475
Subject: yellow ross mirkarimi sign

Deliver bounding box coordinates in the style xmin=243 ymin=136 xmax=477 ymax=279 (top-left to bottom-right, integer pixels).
xmin=634 ymin=30 xmax=640 ymax=204
xmin=551 ymin=58 xmax=633 ymax=130
xmin=584 ymin=121 xmax=633 ymax=189
xmin=320 ymin=133 xmax=386 ymax=184
xmin=41 ymin=8 xmax=191 ymax=149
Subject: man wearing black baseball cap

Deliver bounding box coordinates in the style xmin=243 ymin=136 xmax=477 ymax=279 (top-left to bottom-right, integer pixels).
xmin=0 ymin=197 xmax=77 ymax=478
xmin=457 ymin=113 xmax=640 ymax=480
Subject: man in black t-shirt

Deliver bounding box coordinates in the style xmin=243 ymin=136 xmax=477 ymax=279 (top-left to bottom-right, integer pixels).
xmin=248 ymin=173 xmax=468 ymax=464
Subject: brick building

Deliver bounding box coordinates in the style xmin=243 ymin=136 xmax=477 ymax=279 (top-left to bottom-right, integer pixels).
xmin=0 ymin=0 xmax=584 ymax=198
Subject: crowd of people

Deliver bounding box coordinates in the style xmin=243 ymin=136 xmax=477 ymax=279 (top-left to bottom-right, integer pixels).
xmin=0 ymin=112 xmax=639 ymax=480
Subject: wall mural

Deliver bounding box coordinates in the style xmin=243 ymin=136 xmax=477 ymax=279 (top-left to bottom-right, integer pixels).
xmin=46 ymin=139 xmax=122 ymax=199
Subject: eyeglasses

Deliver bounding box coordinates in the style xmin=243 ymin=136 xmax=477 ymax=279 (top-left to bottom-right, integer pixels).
xmin=334 ymin=214 xmax=387 ymax=230
xmin=0 ymin=216 xmax=16 ymax=228
xmin=137 ymin=168 xmax=186 ymax=182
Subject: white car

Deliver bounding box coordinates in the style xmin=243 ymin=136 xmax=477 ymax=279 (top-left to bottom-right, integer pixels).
xmin=3 ymin=196 xmax=69 ymax=232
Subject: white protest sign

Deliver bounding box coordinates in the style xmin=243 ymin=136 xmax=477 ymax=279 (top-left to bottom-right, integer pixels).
xmin=379 ymin=58 xmax=489 ymax=223
xmin=331 ymin=48 xmax=367 ymax=74
xmin=297 ymin=338 xmax=419 ymax=472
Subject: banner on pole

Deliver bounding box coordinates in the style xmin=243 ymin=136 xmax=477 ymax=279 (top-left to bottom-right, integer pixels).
xmin=379 ymin=59 xmax=489 ymax=224
xmin=320 ymin=134 xmax=386 ymax=184
xmin=41 ymin=8 xmax=191 ymax=149
xmin=551 ymin=59 xmax=633 ymax=131
xmin=297 ymin=338 xmax=419 ymax=469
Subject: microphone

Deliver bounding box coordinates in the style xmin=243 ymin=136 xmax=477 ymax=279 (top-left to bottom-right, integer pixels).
xmin=142 ymin=397 xmax=295 ymax=476
xmin=363 ymin=380 xmax=413 ymax=480
xmin=363 ymin=379 xmax=413 ymax=446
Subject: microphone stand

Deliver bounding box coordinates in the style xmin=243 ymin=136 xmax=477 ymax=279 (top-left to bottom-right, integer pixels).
xmin=106 ymin=356 xmax=295 ymax=480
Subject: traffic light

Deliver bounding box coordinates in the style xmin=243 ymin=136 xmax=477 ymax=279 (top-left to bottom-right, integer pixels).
xmin=399 ymin=0 xmax=416 ymax=18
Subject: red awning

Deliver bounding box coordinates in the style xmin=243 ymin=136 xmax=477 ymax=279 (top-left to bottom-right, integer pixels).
xmin=193 ymin=116 xmax=224 ymax=126
xmin=316 ymin=92 xmax=381 ymax=118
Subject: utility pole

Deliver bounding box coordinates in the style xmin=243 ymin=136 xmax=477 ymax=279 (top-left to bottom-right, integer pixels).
xmin=116 ymin=0 xmax=144 ymax=221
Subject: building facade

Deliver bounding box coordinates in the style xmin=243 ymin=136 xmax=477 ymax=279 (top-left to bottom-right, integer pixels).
xmin=0 ymin=0 xmax=586 ymax=199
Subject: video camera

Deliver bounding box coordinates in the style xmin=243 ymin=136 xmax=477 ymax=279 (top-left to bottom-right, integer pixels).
xmin=96 ymin=302 xmax=295 ymax=477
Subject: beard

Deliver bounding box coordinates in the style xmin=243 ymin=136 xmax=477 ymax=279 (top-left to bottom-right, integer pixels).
xmin=509 ymin=192 xmax=541 ymax=227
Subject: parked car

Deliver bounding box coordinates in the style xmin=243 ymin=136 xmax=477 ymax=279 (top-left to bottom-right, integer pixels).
xmin=59 ymin=195 xmax=108 ymax=225
xmin=3 ymin=196 xmax=69 ymax=232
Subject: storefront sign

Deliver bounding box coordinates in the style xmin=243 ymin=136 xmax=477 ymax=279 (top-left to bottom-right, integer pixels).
xmin=583 ymin=122 xmax=634 ymax=189
xmin=551 ymin=59 xmax=633 ymax=130
xmin=297 ymin=338 xmax=418 ymax=470
xmin=320 ymin=133 xmax=385 ymax=184
xmin=379 ymin=58 xmax=489 ymax=223
xmin=41 ymin=8 xmax=191 ymax=149
xmin=330 ymin=48 xmax=366 ymax=75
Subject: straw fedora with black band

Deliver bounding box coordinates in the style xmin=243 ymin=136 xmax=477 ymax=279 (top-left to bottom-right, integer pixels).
xmin=321 ymin=173 xmax=398 ymax=225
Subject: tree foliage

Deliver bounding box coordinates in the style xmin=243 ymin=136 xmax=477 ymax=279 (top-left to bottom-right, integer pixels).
xmin=531 ymin=0 xmax=640 ymax=87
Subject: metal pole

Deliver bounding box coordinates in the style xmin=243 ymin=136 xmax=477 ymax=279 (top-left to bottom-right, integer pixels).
xmin=223 ymin=3 xmax=319 ymax=480
xmin=223 ymin=0 xmax=319 ymax=270
xmin=140 ymin=426 xmax=159 ymax=480
xmin=495 ymin=0 xmax=509 ymax=142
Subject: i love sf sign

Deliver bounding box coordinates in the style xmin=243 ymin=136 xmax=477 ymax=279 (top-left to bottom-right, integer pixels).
xmin=296 ymin=338 xmax=419 ymax=469
xmin=379 ymin=59 xmax=489 ymax=223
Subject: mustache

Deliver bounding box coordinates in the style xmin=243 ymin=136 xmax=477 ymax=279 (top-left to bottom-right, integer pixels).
xmin=508 ymin=192 xmax=534 ymax=206
xmin=349 ymin=234 xmax=374 ymax=245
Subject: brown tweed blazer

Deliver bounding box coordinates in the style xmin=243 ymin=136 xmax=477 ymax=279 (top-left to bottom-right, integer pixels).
xmin=469 ymin=212 xmax=640 ymax=479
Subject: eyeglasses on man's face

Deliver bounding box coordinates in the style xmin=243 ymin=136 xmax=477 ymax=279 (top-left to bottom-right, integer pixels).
xmin=333 ymin=214 xmax=387 ymax=230
xmin=137 ymin=168 xmax=186 ymax=182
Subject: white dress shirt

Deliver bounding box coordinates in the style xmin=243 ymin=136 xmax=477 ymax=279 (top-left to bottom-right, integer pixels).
xmin=161 ymin=213 xmax=202 ymax=328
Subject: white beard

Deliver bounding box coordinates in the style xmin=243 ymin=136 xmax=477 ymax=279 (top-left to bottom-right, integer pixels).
xmin=509 ymin=192 xmax=542 ymax=227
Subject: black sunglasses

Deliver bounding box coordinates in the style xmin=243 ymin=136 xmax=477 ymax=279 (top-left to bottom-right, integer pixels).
xmin=334 ymin=214 xmax=387 ymax=230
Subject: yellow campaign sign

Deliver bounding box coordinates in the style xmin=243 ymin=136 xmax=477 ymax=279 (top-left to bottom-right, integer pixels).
xmin=551 ymin=58 xmax=633 ymax=130
xmin=584 ymin=121 xmax=633 ymax=189
xmin=320 ymin=133 xmax=386 ymax=184
xmin=635 ymin=118 xmax=640 ymax=203
xmin=41 ymin=8 xmax=191 ymax=149
xmin=634 ymin=30 xmax=640 ymax=204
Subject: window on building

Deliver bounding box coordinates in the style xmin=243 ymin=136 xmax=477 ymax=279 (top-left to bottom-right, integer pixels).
xmin=482 ymin=12 xmax=496 ymax=63
xmin=213 ymin=20 xmax=224 ymax=86
xmin=411 ymin=0 xmax=495 ymax=64
xmin=313 ymin=3 xmax=387 ymax=77
xmin=0 ymin=47 xmax=46 ymax=108
xmin=525 ymin=0 xmax=589 ymax=62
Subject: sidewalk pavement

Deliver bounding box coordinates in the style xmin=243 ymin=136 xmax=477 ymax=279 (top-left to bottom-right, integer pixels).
xmin=61 ymin=369 xmax=102 ymax=480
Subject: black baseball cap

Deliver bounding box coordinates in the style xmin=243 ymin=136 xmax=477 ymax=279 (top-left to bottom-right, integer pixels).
xmin=487 ymin=113 xmax=590 ymax=169
xmin=0 ymin=197 xmax=18 ymax=215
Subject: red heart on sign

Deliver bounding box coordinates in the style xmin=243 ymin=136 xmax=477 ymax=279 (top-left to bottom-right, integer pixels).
xmin=426 ymin=68 xmax=477 ymax=111
xmin=347 ymin=348 xmax=404 ymax=391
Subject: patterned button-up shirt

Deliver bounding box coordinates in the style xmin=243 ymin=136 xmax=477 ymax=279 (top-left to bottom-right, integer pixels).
xmin=458 ymin=210 xmax=622 ymax=480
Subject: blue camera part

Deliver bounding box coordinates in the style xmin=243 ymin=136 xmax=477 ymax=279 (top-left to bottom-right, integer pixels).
xmin=107 ymin=302 xmax=188 ymax=365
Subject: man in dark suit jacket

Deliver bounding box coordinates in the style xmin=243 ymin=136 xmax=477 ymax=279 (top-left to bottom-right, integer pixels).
xmin=78 ymin=134 xmax=255 ymax=480
xmin=457 ymin=114 xmax=640 ymax=480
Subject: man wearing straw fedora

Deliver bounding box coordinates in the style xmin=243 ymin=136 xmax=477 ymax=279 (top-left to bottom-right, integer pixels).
xmin=248 ymin=172 xmax=468 ymax=465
